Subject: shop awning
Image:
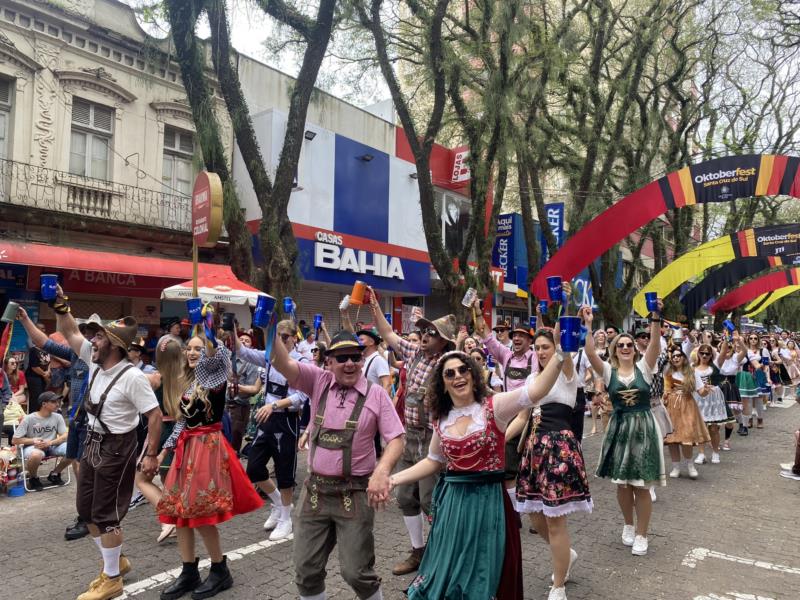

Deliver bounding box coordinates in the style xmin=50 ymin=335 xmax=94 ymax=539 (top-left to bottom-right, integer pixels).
xmin=0 ymin=239 xmax=233 ymax=280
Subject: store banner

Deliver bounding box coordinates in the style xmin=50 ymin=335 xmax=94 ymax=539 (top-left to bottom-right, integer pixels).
xmin=0 ymin=264 xmax=27 ymax=289
xmin=27 ymin=266 xmax=178 ymax=299
xmin=491 ymin=213 xmax=528 ymax=287
xmin=539 ymin=203 xmax=564 ymax=267
xmin=571 ymin=265 xmax=598 ymax=310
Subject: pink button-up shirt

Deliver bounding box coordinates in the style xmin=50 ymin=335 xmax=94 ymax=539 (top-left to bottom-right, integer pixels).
xmin=291 ymin=361 xmax=405 ymax=477
xmin=483 ymin=334 xmax=539 ymax=392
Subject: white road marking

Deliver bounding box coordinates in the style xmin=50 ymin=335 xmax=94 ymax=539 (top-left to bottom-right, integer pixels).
xmin=683 ymin=547 xmax=800 ymax=576
xmin=693 ymin=593 xmax=776 ymax=600
xmin=120 ymin=535 xmax=292 ymax=597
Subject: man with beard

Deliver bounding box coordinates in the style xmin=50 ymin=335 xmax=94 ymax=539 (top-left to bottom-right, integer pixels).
xmin=474 ymin=314 xmax=538 ymax=505
xmin=271 ymin=330 xmax=404 ymax=600
xmin=54 ymin=287 xmax=161 ymax=600
xmin=369 ymin=294 xmax=456 ymax=576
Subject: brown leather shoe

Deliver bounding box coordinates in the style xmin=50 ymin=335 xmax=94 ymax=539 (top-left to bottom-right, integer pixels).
xmin=89 ymin=555 xmax=131 ymax=590
xmin=77 ymin=573 xmax=123 ymax=600
xmin=392 ymin=546 xmax=425 ymax=576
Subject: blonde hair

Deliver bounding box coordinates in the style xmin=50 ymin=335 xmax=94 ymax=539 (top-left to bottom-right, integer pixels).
xmin=608 ymin=334 xmax=640 ymax=369
xmin=156 ymin=335 xmax=213 ymax=420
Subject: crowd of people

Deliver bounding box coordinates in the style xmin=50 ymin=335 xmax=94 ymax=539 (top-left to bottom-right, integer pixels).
xmin=1 ymin=284 xmax=799 ymax=600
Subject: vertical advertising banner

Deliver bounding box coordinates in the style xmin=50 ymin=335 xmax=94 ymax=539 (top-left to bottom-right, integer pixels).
xmin=492 ymin=213 xmax=516 ymax=285
xmin=540 ymin=203 xmax=565 ymax=267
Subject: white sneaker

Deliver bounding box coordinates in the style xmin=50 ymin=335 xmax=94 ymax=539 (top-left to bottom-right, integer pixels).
xmin=669 ymin=466 xmax=680 ymax=478
xmin=263 ymin=505 xmax=281 ymax=530
xmin=687 ymin=464 xmax=699 ymax=479
xmin=551 ymin=548 xmax=578 ymax=583
xmin=548 ymin=586 xmax=567 ymax=600
xmin=649 ymin=487 xmax=657 ymax=502
xmin=779 ymin=462 xmax=794 ymax=470
xmin=694 ymin=453 xmax=706 ymax=465
xmin=128 ymin=491 xmax=148 ymax=510
xmin=269 ymin=517 xmax=293 ymax=541
xmin=711 ymin=452 xmax=720 ymax=464
xmin=631 ymin=535 xmax=648 ymax=556
xmin=621 ymin=524 xmax=635 ymax=546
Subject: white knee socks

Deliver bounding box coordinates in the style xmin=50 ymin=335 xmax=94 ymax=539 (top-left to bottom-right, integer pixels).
xmin=100 ymin=544 xmax=122 ymax=577
xmin=267 ymin=488 xmax=282 ymax=506
xmin=403 ymin=513 xmax=425 ymax=549
xmin=506 ymin=487 xmax=517 ymax=505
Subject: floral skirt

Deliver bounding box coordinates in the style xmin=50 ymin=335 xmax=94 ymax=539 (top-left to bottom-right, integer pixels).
xmin=693 ymin=387 xmax=734 ymax=424
xmin=516 ymin=429 xmax=592 ymax=517
xmin=663 ymin=391 xmax=711 ymax=446
xmin=597 ymin=409 xmax=665 ymax=488
xmin=736 ymin=371 xmax=759 ymax=398
xmin=157 ymin=428 xmax=263 ymax=528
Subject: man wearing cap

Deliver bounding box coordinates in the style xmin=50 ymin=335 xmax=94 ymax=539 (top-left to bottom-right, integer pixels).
xmin=369 ymin=295 xmax=455 ymax=575
xmin=128 ymin=338 xmax=156 ymax=374
xmin=12 ymin=391 xmax=68 ymax=490
xmin=53 ymin=288 xmax=162 ymax=600
xmin=474 ymin=314 xmax=539 ymax=505
xmin=236 ymin=319 xmax=310 ymax=541
xmin=270 ymin=329 xmax=404 ymax=600
xmin=357 ymin=327 xmax=392 ymax=396
xmin=161 ymin=318 xmax=184 ymax=348
xmin=493 ymin=318 xmax=513 ymax=349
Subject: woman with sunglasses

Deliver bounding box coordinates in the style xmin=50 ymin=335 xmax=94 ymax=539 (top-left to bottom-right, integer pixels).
xmin=736 ymin=333 xmax=766 ymax=435
xmin=389 ymin=346 xmax=569 ymax=600
xmin=584 ymin=304 xmax=664 ymax=557
xmin=662 ymin=347 xmax=710 ymax=479
xmin=513 ymin=327 xmax=592 ymax=600
xmin=692 ymin=344 xmax=735 ymax=466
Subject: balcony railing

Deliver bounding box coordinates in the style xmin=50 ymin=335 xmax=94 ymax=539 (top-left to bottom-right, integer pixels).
xmin=0 ymin=157 xmax=191 ymax=232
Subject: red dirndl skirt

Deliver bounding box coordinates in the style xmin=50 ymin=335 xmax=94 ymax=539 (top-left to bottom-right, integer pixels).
xmin=157 ymin=423 xmax=263 ymax=527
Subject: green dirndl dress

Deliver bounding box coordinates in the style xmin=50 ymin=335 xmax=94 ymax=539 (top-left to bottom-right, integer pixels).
xmin=596 ymin=364 xmax=666 ymax=488
xmin=408 ymin=398 xmax=522 ymax=600
xmin=736 ymin=370 xmax=759 ymax=398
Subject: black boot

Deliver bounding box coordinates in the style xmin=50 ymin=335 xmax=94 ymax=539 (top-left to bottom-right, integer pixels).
xmin=64 ymin=516 xmax=89 ymax=541
xmin=161 ymin=559 xmax=201 ymax=600
xmin=191 ymin=556 xmax=233 ymax=599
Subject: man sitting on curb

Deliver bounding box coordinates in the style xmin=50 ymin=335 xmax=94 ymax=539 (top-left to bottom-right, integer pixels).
xmin=12 ymin=391 xmax=68 ymax=490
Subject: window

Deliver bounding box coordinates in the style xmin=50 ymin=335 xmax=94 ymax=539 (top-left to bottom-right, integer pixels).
xmin=69 ymin=98 xmax=113 ymax=179
xmin=162 ymin=126 xmax=194 ymax=196
xmin=0 ymin=79 xmax=12 ymax=160
xmin=435 ymin=189 xmax=473 ymax=259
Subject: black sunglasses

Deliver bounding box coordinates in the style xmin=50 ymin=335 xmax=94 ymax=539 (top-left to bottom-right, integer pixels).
xmin=636 ymin=334 xmax=650 ymax=339
xmin=699 ymin=351 xmax=711 ymax=357
xmin=279 ymin=333 xmax=293 ymax=342
xmin=423 ymin=327 xmax=439 ymax=337
xmin=443 ymin=364 xmax=470 ymax=379
xmin=671 ymin=354 xmax=683 ymax=359
xmin=311 ymin=348 xmax=319 ymax=354
xmin=332 ymin=353 xmax=362 ymax=364
xmin=617 ymin=342 xmax=634 ymax=349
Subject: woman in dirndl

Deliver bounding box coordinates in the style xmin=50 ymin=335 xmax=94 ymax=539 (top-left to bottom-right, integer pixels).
xmin=389 ymin=347 xmax=569 ymax=600
xmin=145 ymin=334 xmax=263 ymax=600
xmin=585 ymin=304 xmax=665 ymax=558
xmin=692 ymin=344 xmax=735 ymax=466
xmin=662 ymin=348 xmax=710 ymax=479
xmin=716 ymin=335 xmax=746 ymax=450
xmin=737 ymin=333 xmax=760 ymax=435
xmin=513 ymin=328 xmax=592 ymax=600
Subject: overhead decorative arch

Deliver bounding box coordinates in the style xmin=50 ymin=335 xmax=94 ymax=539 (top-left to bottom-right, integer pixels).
xmin=531 ymin=154 xmax=800 ymax=299
xmin=710 ymin=268 xmax=800 ymax=314
xmin=742 ymin=285 xmax=800 ymax=317
xmin=680 ymin=258 xmax=771 ymax=320
xmin=631 ymin=222 xmax=800 ymax=316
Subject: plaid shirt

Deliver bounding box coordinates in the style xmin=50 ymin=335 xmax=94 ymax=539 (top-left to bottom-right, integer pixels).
xmin=395 ymin=336 xmax=441 ymax=429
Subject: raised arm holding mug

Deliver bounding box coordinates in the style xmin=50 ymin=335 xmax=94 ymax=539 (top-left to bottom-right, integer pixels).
xmin=51 ymin=284 xmax=162 ymax=600
xmin=369 ymin=288 xmax=457 ymax=576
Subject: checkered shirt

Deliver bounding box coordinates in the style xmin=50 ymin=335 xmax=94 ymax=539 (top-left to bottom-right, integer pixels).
xmin=395 ymin=336 xmax=441 ymax=429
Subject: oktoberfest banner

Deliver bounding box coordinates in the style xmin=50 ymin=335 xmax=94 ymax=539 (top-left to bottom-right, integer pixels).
xmin=632 ymin=222 xmax=800 ymax=316
xmin=680 ymin=258 xmax=770 ymax=320
xmin=710 ymin=267 xmax=800 ymax=314
xmin=743 ymin=284 xmax=800 ymax=317
xmin=531 ymin=154 xmax=800 ymax=299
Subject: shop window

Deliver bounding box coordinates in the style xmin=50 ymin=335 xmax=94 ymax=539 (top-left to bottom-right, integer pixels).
xmin=162 ymin=125 xmax=195 ymax=196
xmin=69 ymin=98 xmax=113 ymax=180
xmin=435 ymin=189 xmax=474 ymax=261
xmin=0 ymin=78 xmax=12 ymax=160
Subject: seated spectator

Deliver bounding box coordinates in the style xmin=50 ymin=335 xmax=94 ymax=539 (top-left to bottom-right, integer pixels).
xmin=4 ymin=356 xmax=27 ymax=407
xmin=12 ymin=391 xmax=68 ymax=490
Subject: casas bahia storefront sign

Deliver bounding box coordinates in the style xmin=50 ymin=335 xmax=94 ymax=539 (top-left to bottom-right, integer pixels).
xmin=313 ymin=231 xmax=405 ymax=280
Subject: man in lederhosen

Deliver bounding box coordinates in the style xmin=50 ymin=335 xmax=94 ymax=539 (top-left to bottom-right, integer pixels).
xmin=55 ymin=290 xmax=161 ymax=600
xmin=270 ymin=330 xmax=405 ymax=600
xmin=475 ymin=315 xmax=538 ymax=504
xmin=370 ymin=299 xmax=456 ymax=576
